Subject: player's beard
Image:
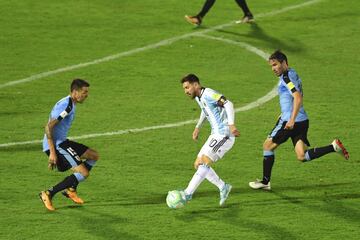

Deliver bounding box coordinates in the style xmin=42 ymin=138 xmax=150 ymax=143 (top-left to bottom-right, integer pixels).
xmin=187 ymin=92 xmax=196 ymax=99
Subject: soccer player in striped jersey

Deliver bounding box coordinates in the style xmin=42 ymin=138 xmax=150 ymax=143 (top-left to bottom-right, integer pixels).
xmin=39 ymin=79 xmax=99 ymax=211
xmin=180 ymin=74 xmax=240 ymax=206
xmin=249 ymin=50 xmax=349 ymax=191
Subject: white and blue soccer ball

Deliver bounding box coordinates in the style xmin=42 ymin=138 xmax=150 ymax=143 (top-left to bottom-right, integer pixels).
xmin=166 ymin=190 xmax=186 ymax=209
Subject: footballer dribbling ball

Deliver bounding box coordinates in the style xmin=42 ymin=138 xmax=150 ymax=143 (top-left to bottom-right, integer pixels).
xmin=166 ymin=190 xmax=186 ymax=209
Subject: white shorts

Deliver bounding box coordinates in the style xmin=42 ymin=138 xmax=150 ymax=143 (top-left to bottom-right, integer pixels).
xmin=197 ymin=134 xmax=235 ymax=162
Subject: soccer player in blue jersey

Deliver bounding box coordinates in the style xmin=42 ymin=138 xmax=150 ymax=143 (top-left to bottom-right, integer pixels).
xmin=185 ymin=0 xmax=253 ymax=26
xmin=180 ymin=74 xmax=240 ymax=206
xmin=249 ymin=50 xmax=349 ymax=190
xmin=39 ymin=79 xmax=99 ymax=211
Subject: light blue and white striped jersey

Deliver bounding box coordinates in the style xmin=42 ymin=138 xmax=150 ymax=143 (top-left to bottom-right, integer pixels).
xmin=195 ymin=88 xmax=231 ymax=136
xmin=42 ymin=96 xmax=76 ymax=151
xmin=278 ymin=68 xmax=308 ymax=122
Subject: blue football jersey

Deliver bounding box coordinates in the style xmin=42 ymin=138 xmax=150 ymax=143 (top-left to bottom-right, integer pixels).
xmin=278 ymin=68 xmax=308 ymax=122
xmin=42 ymin=96 xmax=76 ymax=151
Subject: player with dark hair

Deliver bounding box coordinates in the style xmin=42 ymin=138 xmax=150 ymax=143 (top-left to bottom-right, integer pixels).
xmin=249 ymin=50 xmax=349 ymax=190
xmin=39 ymin=78 xmax=99 ymax=211
xmin=185 ymin=0 xmax=253 ymax=26
xmin=180 ymin=74 xmax=240 ymax=206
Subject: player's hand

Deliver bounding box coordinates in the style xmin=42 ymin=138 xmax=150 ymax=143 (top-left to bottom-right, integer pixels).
xmin=229 ymin=125 xmax=240 ymax=137
xmin=284 ymin=120 xmax=295 ymax=130
xmin=48 ymin=152 xmax=57 ymax=170
xmin=192 ymin=128 xmax=200 ymax=141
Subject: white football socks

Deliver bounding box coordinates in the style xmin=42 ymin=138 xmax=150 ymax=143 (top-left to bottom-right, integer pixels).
xmin=184 ymin=164 xmax=209 ymax=196
xmin=206 ymin=167 xmax=225 ymax=190
xmin=184 ymin=164 xmax=226 ymax=195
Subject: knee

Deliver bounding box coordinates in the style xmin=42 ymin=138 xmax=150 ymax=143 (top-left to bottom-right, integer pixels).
xmin=78 ymin=168 xmax=90 ymax=178
xmin=83 ymin=170 xmax=90 ymax=178
xmin=263 ymin=139 xmax=274 ymax=151
xmin=200 ymin=155 xmax=212 ymax=165
xmin=263 ymin=142 xmax=272 ymax=151
xmin=92 ymin=151 xmax=99 ymax=161
xmin=85 ymin=149 xmax=99 ymax=161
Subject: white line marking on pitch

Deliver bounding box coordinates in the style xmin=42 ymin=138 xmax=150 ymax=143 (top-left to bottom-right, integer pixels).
xmin=196 ymin=34 xmax=269 ymax=60
xmin=0 ymin=0 xmax=322 ymax=89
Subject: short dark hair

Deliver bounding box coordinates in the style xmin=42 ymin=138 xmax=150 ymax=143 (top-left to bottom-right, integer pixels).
xmin=269 ymin=50 xmax=288 ymax=64
xmin=181 ymin=74 xmax=200 ymax=84
xmin=70 ymin=79 xmax=90 ymax=92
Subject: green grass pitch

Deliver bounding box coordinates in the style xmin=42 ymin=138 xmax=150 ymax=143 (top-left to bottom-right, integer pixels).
xmin=0 ymin=0 xmax=359 ymax=239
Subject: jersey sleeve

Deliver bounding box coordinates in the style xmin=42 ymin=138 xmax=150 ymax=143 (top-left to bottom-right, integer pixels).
xmin=206 ymin=89 xmax=227 ymax=106
xmin=50 ymin=98 xmax=73 ymax=121
xmin=195 ymin=110 xmax=206 ymax=128
xmin=282 ymin=71 xmax=297 ymax=94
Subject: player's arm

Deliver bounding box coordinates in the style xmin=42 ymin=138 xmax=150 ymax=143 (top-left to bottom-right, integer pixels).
xmin=45 ymin=99 xmax=72 ymax=169
xmin=286 ymin=91 xmax=302 ymax=129
xmin=217 ymin=96 xmax=240 ymax=137
xmin=45 ymin=118 xmax=59 ymax=170
xmin=193 ymin=110 xmax=206 ymax=141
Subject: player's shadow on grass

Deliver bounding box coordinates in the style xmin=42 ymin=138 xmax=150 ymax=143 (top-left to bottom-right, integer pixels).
xmin=272 ymin=190 xmax=360 ymax=223
xmin=270 ymin=181 xmax=353 ymax=191
xmin=50 ymin=205 xmax=84 ymax=213
xmin=176 ymin=193 xmax=298 ymax=240
xmin=56 ymin=204 xmax=84 ymax=210
xmin=61 ymin=207 xmax=139 ymax=240
xmin=85 ymin=193 xmax=168 ymax=207
xmin=214 ymin=23 xmax=304 ymax=53
xmin=246 ymin=181 xmax=360 ymax=224
xmin=244 ymin=182 xmax=359 ymax=203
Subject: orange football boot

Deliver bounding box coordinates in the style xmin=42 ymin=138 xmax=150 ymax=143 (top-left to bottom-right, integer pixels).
xmin=62 ymin=188 xmax=84 ymax=204
xmin=39 ymin=191 xmax=55 ymax=211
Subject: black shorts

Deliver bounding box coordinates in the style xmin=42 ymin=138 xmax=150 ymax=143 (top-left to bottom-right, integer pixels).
xmin=269 ymin=118 xmax=310 ymax=147
xmin=44 ymin=140 xmax=88 ymax=172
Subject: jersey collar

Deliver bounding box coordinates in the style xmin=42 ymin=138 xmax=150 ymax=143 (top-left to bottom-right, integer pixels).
xmin=199 ymin=87 xmax=205 ymax=98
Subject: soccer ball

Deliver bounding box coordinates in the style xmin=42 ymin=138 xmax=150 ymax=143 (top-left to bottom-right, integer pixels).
xmin=166 ymin=190 xmax=186 ymax=209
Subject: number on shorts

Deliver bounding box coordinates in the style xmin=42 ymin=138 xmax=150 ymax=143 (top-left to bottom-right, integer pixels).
xmin=209 ymin=139 xmax=218 ymax=148
xmin=67 ymin=147 xmax=81 ymax=161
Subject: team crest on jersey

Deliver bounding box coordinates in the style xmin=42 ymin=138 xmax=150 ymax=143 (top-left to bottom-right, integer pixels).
xmin=212 ymin=93 xmax=222 ymax=100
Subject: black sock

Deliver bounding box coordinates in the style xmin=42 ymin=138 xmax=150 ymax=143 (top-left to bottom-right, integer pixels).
xmin=70 ymin=183 xmax=78 ymax=191
xmin=235 ymin=0 xmax=252 ymax=16
xmin=48 ymin=174 xmax=79 ymax=198
xmin=198 ymin=0 xmax=216 ymax=18
xmin=262 ymin=155 xmax=275 ymax=184
xmin=84 ymin=161 xmax=93 ymax=171
xmin=304 ymin=145 xmax=335 ymax=161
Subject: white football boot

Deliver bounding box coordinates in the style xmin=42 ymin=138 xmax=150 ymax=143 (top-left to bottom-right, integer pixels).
xmin=249 ymin=179 xmax=271 ymax=190
xmin=219 ymin=183 xmax=232 ymax=206
xmin=331 ymin=139 xmax=349 ymax=160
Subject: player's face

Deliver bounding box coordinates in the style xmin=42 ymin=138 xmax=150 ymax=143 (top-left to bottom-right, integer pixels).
xmin=269 ymin=59 xmax=287 ymax=76
xmin=182 ymin=81 xmax=197 ymax=99
xmin=74 ymin=87 xmax=89 ymax=103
